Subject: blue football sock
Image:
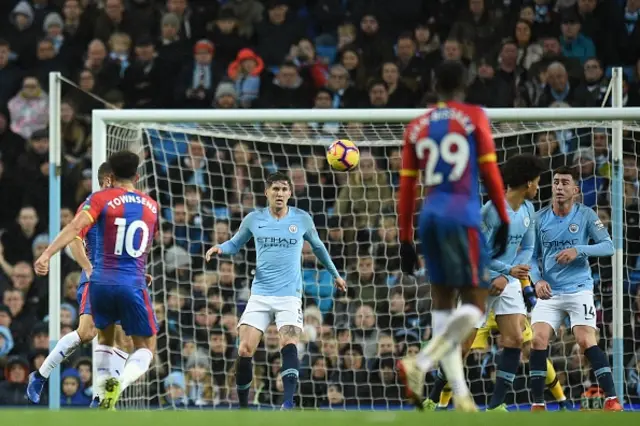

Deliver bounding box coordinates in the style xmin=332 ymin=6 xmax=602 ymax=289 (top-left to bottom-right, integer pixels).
xmin=529 ymin=348 xmax=548 ymax=404
xmin=584 ymin=345 xmax=616 ymax=397
xmin=488 ymin=347 xmax=521 ymax=408
xmin=235 ymin=356 xmax=253 ymax=407
xmin=280 ymin=343 xmax=299 ymax=405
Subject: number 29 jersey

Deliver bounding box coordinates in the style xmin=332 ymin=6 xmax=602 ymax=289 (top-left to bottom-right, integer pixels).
xmin=403 ymin=101 xmax=497 ymax=229
xmin=81 ymin=187 xmax=159 ymax=289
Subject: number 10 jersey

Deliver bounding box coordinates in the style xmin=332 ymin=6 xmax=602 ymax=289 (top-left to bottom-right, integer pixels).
xmin=81 ymin=187 xmax=159 ymax=289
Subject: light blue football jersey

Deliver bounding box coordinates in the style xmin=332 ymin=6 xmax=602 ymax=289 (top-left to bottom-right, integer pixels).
xmin=482 ymin=199 xmax=535 ymax=280
xmin=530 ymin=203 xmax=613 ymax=294
xmin=218 ymin=207 xmax=339 ymax=297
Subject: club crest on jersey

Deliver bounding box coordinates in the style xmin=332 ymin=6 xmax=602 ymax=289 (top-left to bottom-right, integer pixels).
xmin=569 ymin=223 xmax=579 ymax=233
xmin=523 ymin=216 xmax=531 ymax=228
xmin=289 ymin=224 xmax=298 ymax=234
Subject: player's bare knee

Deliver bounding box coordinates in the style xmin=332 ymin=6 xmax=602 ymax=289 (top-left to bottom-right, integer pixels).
xmin=77 ymin=318 xmax=97 ymax=342
xmin=573 ymin=326 xmax=597 ymax=350
xmin=502 ymin=333 xmax=524 ymax=349
xmin=278 ymin=325 xmax=301 ymax=347
xmin=238 ymin=340 xmax=257 ymax=357
xmin=531 ymin=329 xmax=551 ymax=350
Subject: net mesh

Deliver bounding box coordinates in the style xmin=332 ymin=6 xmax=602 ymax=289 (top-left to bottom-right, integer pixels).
xmin=100 ymin=117 xmax=640 ymax=410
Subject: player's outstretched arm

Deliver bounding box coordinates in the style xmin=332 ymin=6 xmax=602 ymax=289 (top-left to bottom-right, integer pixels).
xmin=206 ymin=212 xmax=254 ymax=261
xmin=577 ymin=208 xmax=614 ymax=258
xmin=303 ymin=215 xmax=346 ymax=292
xmin=68 ymin=237 xmax=92 ymax=277
xmin=35 ymin=211 xmax=93 ymax=275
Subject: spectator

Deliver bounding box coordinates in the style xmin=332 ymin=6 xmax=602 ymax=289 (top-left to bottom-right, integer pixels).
xmin=165 ymin=0 xmax=204 ymax=41
xmin=355 ymin=14 xmax=393 ymax=73
xmin=156 ymin=12 xmax=188 ymax=78
xmin=227 ymin=48 xmax=263 ymax=108
xmin=121 ymin=36 xmax=168 ymax=108
xmin=0 ymin=40 xmax=22 ymax=105
xmin=260 ymin=61 xmax=312 ymax=109
xmin=175 ymin=39 xmax=221 ymax=108
xmin=0 ymin=355 xmax=29 ymax=406
xmin=559 ymin=11 xmax=596 ymax=65
xmin=1 ymin=206 xmax=40 ymax=264
xmin=206 ymin=7 xmax=248 ymax=68
xmin=60 ymin=368 xmax=91 ymax=406
xmin=514 ymin=20 xmax=543 ymax=70
xmin=254 ymin=1 xmax=304 ymax=69
xmin=573 ymin=148 xmax=608 ymax=208
xmin=537 ymin=61 xmax=578 ymax=107
xmin=574 ymin=58 xmax=608 ymax=107
xmin=7 ymin=76 xmax=48 ymax=140
xmin=5 ymin=1 xmax=37 ymax=68
xmin=60 ymin=99 xmax=90 ymax=164
xmin=94 ymin=0 xmax=135 ymax=45
xmin=213 ymin=81 xmax=238 ymax=109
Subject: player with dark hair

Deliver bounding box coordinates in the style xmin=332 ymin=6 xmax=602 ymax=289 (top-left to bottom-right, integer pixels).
xmin=27 ymin=162 xmax=135 ymax=406
xmin=528 ymin=166 xmax=622 ymax=411
xmin=422 ymin=154 xmax=564 ymax=410
xmin=205 ymin=171 xmax=345 ymax=410
xmin=397 ymin=60 xmax=510 ymax=412
xmin=34 ymin=151 xmax=159 ymax=410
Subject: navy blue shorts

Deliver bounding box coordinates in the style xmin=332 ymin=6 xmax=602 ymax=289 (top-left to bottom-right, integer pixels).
xmin=90 ymin=284 xmax=157 ymax=337
xmin=419 ymin=214 xmax=490 ymax=289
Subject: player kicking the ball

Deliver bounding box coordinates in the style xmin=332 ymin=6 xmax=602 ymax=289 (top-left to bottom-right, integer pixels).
xmin=528 ymin=166 xmax=622 ymax=411
xmin=397 ymin=60 xmax=510 ymax=412
xmin=28 ymin=162 xmax=136 ymax=406
xmin=35 ymin=151 xmax=159 ymax=410
xmin=423 ymin=154 xmax=567 ymax=411
xmin=205 ymin=172 xmax=346 ymax=410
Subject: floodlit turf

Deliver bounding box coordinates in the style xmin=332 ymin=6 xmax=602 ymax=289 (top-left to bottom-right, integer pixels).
xmin=2 ymin=410 xmax=639 ymax=426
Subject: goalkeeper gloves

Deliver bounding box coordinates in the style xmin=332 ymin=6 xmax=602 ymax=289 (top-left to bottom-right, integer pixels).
xmin=400 ymin=242 xmax=418 ymax=275
xmin=521 ymin=278 xmax=537 ymax=312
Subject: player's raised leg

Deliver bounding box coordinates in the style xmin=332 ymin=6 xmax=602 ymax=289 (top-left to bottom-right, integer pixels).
xmin=27 ymin=292 xmax=97 ymax=403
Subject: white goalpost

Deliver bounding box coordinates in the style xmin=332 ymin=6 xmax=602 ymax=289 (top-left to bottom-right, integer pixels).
xmin=45 ymin=69 xmax=640 ymax=410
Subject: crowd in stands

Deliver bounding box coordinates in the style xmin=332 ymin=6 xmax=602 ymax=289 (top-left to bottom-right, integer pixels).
xmin=0 ymin=0 xmax=640 ymax=409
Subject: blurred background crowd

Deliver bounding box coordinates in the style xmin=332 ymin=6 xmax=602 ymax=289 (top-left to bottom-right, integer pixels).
xmin=0 ymin=0 xmax=640 ymax=410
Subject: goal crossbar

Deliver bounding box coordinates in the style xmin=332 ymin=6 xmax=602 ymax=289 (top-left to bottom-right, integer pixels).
xmin=92 ymin=107 xmax=640 ymax=124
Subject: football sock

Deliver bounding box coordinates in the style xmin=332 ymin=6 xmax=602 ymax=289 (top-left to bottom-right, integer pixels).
xmin=439 ymin=345 xmax=469 ymax=398
xmin=111 ymin=347 xmax=129 ymax=377
xmin=488 ymin=347 xmax=521 ymax=409
xmin=584 ymin=345 xmax=616 ymax=397
xmin=236 ymin=356 xmax=253 ymax=407
xmin=280 ymin=343 xmax=299 ymax=405
xmin=439 ymin=385 xmax=453 ymax=407
xmin=545 ymin=359 xmax=566 ymax=401
xmin=428 ymin=369 xmax=447 ymax=403
xmin=38 ymin=331 xmax=81 ymax=379
xmin=119 ymin=348 xmax=153 ymax=392
xmin=93 ymin=344 xmax=115 ymax=399
xmin=529 ymin=348 xmax=548 ymax=404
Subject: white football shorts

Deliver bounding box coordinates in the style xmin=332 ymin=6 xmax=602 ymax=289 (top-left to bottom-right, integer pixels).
xmin=476 ymin=276 xmax=527 ymax=328
xmin=239 ymin=295 xmax=303 ymax=332
xmin=531 ymin=290 xmax=597 ymax=332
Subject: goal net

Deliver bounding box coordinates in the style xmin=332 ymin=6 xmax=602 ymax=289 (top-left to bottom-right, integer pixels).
xmin=97 ymin=110 xmax=640 ymax=410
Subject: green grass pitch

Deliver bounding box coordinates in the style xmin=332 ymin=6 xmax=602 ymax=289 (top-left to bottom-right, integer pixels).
xmin=2 ymin=410 xmax=638 ymax=426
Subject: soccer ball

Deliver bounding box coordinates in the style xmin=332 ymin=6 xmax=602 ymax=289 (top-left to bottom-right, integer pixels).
xmin=326 ymin=139 xmax=360 ymax=171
